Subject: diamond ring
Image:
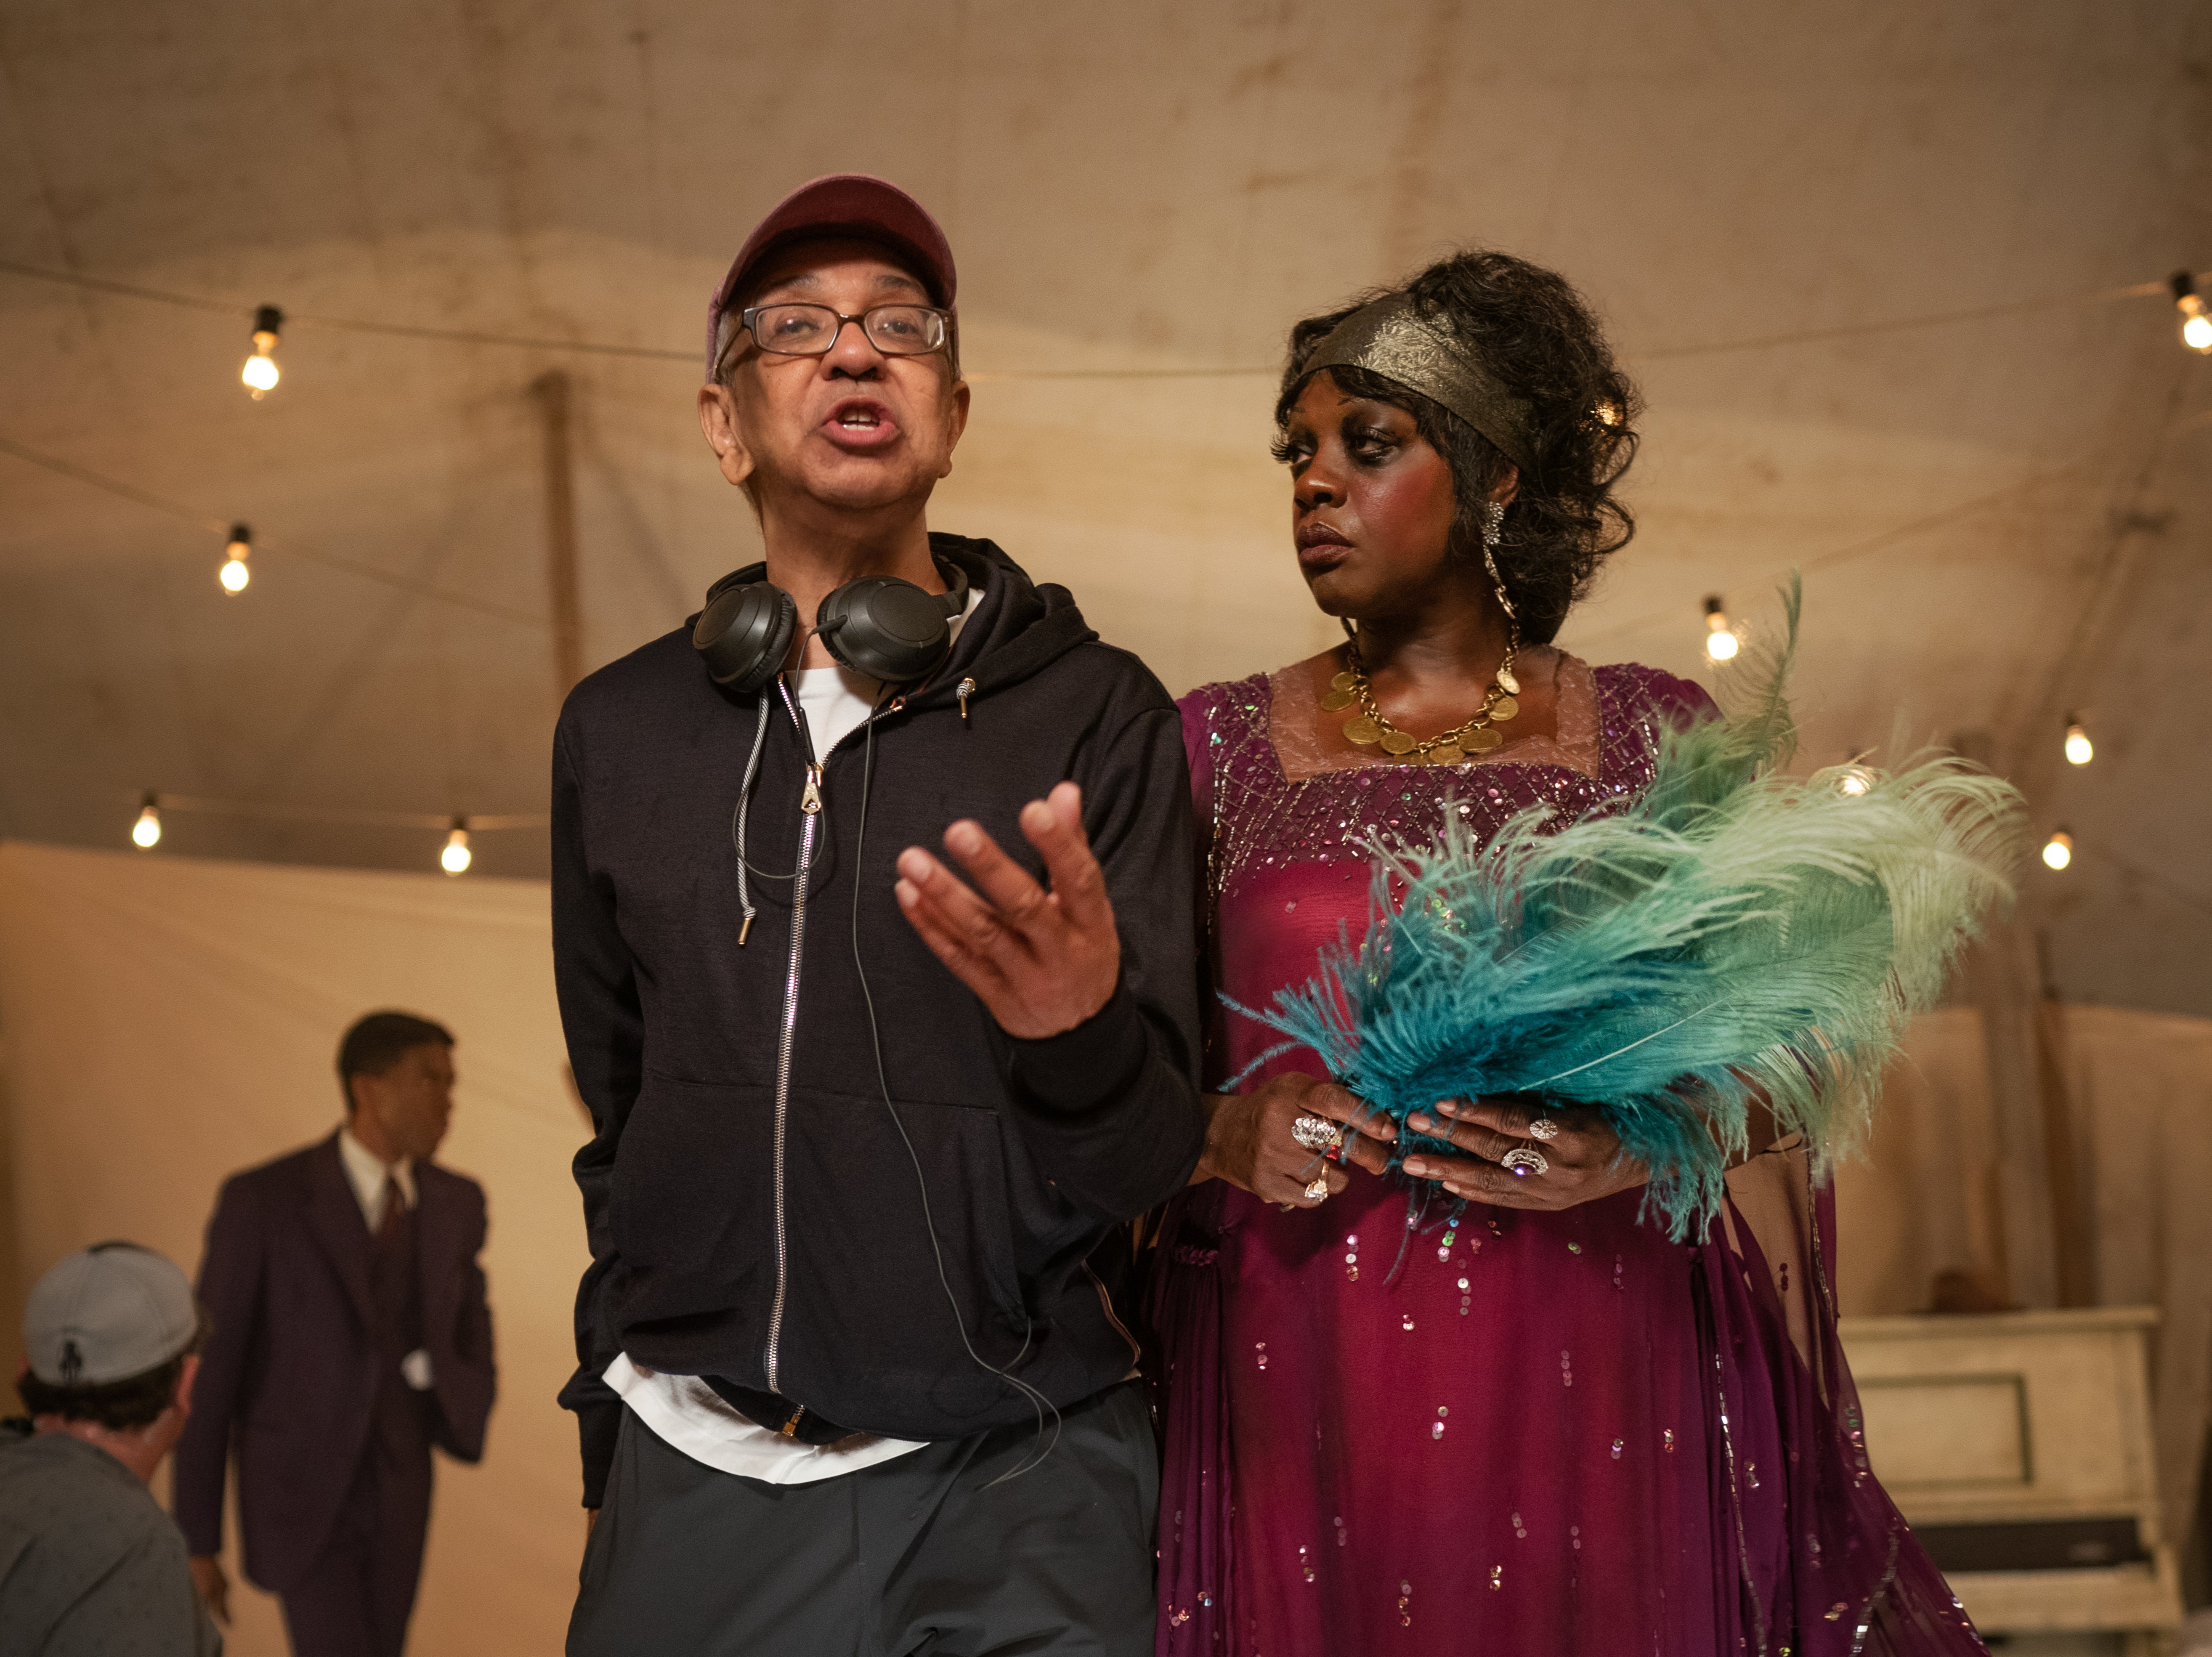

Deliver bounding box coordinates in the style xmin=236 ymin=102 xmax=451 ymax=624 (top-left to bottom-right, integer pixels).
xmin=1527 ymin=1117 xmax=1561 ymax=1143
xmin=1500 ymin=1147 xmax=1550 ymax=1178
xmin=1303 ymin=1176 xmax=1331 ymax=1203
xmin=1291 ymin=1115 xmax=1346 ymax=1155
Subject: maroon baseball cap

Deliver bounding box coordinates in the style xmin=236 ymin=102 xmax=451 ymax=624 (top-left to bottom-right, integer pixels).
xmin=705 ymin=174 xmax=957 ymax=378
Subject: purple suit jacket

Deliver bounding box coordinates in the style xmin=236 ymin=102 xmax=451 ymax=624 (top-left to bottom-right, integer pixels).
xmin=170 ymin=1132 xmax=496 ymax=1591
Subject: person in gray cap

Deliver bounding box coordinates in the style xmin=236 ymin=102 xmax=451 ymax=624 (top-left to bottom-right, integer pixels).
xmin=553 ymin=173 xmax=1203 ymax=1654
xmin=1 ymin=1241 xmax=220 ymax=1656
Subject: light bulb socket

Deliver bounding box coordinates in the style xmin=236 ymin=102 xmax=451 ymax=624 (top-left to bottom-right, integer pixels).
xmin=252 ymin=304 xmax=284 ymax=340
xmin=2172 ymin=271 xmax=2199 ymax=307
xmin=225 ymin=523 xmax=252 ymax=558
xmin=1703 ymin=595 xmax=1726 ymax=620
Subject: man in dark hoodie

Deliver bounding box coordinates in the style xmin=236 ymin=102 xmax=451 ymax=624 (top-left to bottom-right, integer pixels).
xmin=556 ymin=175 xmax=1205 ymax=1656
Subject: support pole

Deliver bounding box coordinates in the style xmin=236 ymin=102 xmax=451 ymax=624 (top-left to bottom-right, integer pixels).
xmin=531 ymin=372 xmax=584 ymax=698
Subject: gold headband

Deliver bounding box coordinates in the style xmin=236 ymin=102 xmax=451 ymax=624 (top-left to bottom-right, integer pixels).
xmin=1298 ymin=293 xmax=1535 ymax=471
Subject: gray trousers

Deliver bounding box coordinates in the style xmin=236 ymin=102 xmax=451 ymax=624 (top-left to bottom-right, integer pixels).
xmin=567 ymin=1382 xmax=1159 ymax=1657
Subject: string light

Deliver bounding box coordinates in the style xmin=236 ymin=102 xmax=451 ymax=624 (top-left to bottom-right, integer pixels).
xmin=1837 ymin=766 xmax=1874 ymax=797
xmin=2175 ymin=273 xmax=2212 ymax=355
xmin=2041 ymin=829 xmax=2074 ymax=872
xmin=118 ymin=793 xmax=542 ymax=860
xmin=2063 ymin=716 xmax=2093 ymax=767
xmin=7 ymin=254 xmax=2211 ymax=378
xmin=240 ymin=304 xmax=283 ymax=397
xmin=1702 ymin=596 xmax=1739 ymax=662
xmin=440 ymin=818 xmax=472 ymax=876
xmin=219 ymin=523 xmax=252 ymax=593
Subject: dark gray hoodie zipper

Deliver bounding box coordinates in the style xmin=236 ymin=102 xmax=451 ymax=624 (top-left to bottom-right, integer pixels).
xmin=762 ymin=684 xmax=824 ymax=1394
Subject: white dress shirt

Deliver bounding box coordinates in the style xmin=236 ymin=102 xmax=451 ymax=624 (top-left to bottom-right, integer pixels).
xmin=337 ymin=1125 xmax=434 ymax=1391
xmin=337 ymin=1126 xmax=417 ymax=1228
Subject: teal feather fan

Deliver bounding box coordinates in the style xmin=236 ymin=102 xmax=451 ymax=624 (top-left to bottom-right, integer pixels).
xmin=1247 ymin=582 xmax=2026 ymax=1237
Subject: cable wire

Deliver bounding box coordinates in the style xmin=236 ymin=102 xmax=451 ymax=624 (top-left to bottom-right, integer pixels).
xmin=140 ymin=791 xmax=544 ymax=830
xmin=0 ymin=434 xmax=552 ymax=629
xmin=6 ymin=256 xmax=2202 ymax=379
xmin=850 ymin=698 xmax=1062 ymax=1484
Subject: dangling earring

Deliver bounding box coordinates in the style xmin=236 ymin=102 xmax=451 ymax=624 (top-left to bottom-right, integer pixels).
xmin=1480 ymin=500 xmax=1522 ymax=697
xmin=1480 ymin=501 xmax=1515 ymax=624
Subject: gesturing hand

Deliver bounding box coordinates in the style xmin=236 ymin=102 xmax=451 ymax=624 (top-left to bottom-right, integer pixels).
xmin=189 ymin=1556 xmax=230 ymax=1625
xmin=894 ymin=781 xmax=1121 ymax=1040
xmin=1399 ymin=1095 xmax=1647 ymax=1211
xmin=1197 ymin=1072 xmax=1396 ymax=1207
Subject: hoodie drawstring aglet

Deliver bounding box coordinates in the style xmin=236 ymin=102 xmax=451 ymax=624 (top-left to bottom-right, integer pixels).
xmin=958 ymin=677 xmax=976 ymax=723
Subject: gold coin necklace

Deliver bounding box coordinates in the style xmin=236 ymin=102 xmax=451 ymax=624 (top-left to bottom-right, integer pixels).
xmin=1322 ymin=629 xmax=1522 ymax=766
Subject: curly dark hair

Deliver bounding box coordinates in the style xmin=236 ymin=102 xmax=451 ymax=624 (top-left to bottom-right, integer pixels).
xmin=1275 ymin=250 xmax=1640 ymax=643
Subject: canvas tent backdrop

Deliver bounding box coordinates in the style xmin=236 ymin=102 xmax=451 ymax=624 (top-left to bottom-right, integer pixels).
xmin=0 ymin=0 xmax=2208 ymax=1020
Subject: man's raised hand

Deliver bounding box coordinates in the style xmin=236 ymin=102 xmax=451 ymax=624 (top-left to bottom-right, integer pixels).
xmin=894 ymin=781 xmax=1121 ymax=1040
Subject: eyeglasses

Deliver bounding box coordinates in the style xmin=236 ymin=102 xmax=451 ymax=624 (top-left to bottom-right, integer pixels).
xmin=733 ymin=303 xmax=951 ymax=363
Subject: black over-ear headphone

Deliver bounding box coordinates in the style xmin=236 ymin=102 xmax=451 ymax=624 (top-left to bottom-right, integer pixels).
xmin=692 ymin=558 xmax=971 ymax=693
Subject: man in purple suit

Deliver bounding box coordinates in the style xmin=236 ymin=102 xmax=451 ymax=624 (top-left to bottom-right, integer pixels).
xmin=173 ymin=1010 xmax=496 ymax=1657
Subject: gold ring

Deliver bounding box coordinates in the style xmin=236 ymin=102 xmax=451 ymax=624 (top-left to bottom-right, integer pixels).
xmin=1303 ymin=1176 xmax=1331 ymax=1203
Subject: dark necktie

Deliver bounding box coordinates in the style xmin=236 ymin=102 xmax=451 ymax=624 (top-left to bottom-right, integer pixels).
xmin=376 ymin=1173 xmax=406 ymax=1250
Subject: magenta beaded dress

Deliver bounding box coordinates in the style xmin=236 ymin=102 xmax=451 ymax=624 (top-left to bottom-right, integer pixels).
xmin=1149 ymin=650 xmax=1985 ymax=1657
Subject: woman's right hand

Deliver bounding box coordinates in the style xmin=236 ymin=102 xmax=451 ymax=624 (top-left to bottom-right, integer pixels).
xmin=1195 ymin=1073 xmax=1394 ymax=1206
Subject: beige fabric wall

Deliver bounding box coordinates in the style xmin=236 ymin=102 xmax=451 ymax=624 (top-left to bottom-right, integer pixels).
xmin=1834 ymin=1003 xmax=2212 ymax=1545
xmin=0 ymin=840 xmax=583 ymax=1656
xmin=2 ymin=838 xmax=2207 ymax=1651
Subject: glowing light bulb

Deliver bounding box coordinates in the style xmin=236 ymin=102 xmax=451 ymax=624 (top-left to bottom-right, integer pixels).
xmin=1837 ymin=767 xmax=1873 ymax=797
xmin=218 ymin=523 xmax=252 ymax=593
xmin=131 ymin=796 xmax=162 ymax=849
xmin=2172 ymin=273 xmax=2212 ymax=355
xmin=1702 ymin=596 xmax=1738 ymax=662
xmin=2063 ymin=719 xmax=2093 ymax=767
xmin=241 ymin=304 xmax=284 ymax=398
xmin=2041 ymin=830 xmax=2073 ymax=872
xmin=441 ymin=820 xmax=472 ymax=876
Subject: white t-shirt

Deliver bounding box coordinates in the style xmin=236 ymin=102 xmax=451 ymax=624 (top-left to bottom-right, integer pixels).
xmin=616 ymin=578 xmax=982 ymax=1483
xmin=605 ymin=1354 xmax=927 ymax=1484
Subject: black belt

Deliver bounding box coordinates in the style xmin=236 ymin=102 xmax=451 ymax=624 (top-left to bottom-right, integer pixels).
xmin=701 ymin=1378 xmax=857 ymax=1447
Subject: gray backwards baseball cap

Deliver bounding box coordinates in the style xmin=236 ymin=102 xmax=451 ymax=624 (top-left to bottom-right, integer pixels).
xmin=24 ymin=1242 xmax=198 ymax=1387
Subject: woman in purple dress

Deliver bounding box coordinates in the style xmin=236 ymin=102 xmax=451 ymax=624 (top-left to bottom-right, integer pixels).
xmin=1149 ymin=252 xmax=1985 ymax=1656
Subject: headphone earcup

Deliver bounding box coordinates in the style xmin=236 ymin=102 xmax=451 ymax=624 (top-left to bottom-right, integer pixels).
xmin=815 ymin=577 xmax=958 ymax=683
xmin=693 ymin=581 xmax=798 ymax=693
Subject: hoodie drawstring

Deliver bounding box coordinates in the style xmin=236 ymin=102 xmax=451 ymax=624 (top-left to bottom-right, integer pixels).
xmin=731 ymin=692 xmax=773 ymax=945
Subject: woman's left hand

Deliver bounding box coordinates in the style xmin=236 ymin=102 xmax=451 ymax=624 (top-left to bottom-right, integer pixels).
xmin=1400 ymin=1096 xmax=1647 ymax=1211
